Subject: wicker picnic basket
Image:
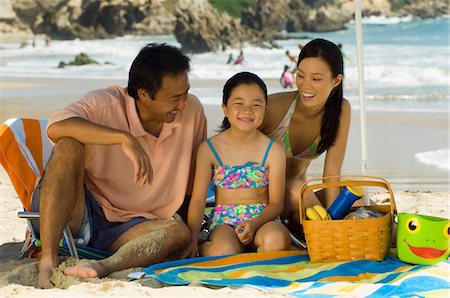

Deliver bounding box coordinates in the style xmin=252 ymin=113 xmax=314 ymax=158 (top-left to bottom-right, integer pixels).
xmin=299 ymin=175 xmax=396 ymax=263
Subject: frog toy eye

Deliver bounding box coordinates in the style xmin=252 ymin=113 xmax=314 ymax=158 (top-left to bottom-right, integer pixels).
xmin=444 ymin=222 xmax=450 ymax=239
xmin=406 ymin=217 xmax=420 ymax=234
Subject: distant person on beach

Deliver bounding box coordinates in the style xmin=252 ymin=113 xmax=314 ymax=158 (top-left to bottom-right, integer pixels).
xmin=298 ymin=43 xmax=304 ymax=51
xmin=285 ymin=50 xmax=298 ymax=64
xmin=338 ymin=43 xmax=350 ymax=63
xmin=182 ymin=72 xmax=290 ymax=257
xmin=234 ymin=50 xmax=244 ymax=65
xmin=260 ymin=39 xmax=350 ymax=235
xmin=45 ymin=35 xmax=51 ymax=47
xmin=280 ymin=65 xmax=294 ymax=89
xmin=33 ymin=43 xmax=207 ymax=288
xmin=226 ymin=53 xmax=234 ymax=64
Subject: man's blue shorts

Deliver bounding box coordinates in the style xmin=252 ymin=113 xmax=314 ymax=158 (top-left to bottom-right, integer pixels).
xmin=30 ymin=178 xmax=146 ymax=250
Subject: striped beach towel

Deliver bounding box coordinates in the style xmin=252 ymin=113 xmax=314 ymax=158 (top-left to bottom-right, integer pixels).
xmin=0 ymin=118 xmax=52 ymax=211
xmin=138 ymin=251 xmax=450 ymax=297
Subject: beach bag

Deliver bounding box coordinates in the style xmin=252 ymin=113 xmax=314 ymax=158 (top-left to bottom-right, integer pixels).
xmin=299 ymin=175 xmax=396 ymax=262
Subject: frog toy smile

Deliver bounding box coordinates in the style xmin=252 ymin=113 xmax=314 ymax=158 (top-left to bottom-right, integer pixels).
xmin=397 ymin=213 xmax=449 ymax=265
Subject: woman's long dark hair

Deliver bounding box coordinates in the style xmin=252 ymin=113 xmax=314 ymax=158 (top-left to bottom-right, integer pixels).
xmin=219 ymin=72 xmax=268 ymax=131
xmin=297 ymin=38 xmax=344 ymax=154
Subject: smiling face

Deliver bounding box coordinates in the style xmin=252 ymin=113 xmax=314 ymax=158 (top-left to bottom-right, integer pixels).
xmin=296 ymin=57 xmax=342 ymax=109
xmin=397 ymin=213 xmax=450 ymax=265
xmin=138 ymin=72 xmax=190 ymax=124
xmin=222 ymin=83 xmax=266 ymax=133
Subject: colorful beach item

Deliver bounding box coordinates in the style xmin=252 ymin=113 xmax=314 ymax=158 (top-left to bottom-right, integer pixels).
xmin=396 ymin=212 xmax=450 ymax=265
xmin=0 ymin=118 xmax=51 ymax=211
xmin=327 ymin=185 xmax=365 ymax=219
xmin=300 ymin=176 xmax=395 ymax=262
xmin=136 ymin=251 xmax=450 ymax=297
xmin=0 ymin=118 xmax=111 ymax=259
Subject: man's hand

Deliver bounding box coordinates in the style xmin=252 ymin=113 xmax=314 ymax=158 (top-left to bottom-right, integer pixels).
xmin=121 ymin=135 xmax=153 ymax=185
xmin=235 ymin=221 xmax=257 ymax=245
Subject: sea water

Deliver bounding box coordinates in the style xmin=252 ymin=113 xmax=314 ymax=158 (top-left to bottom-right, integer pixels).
xmin=0 ymin=16 xmax=448 ymax=171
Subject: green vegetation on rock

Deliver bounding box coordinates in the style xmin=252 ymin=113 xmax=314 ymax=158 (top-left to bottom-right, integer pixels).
xmin=390 ymin=0 xmax=421 ymax=12
xmin=58 ymin=53 xmax=101 ymax=68
xmin=163 ymin=0 xmax=177 ymax=14
xmin=208 ymin=0 xmax=257 ymax=18
xmin=391 ymin=0 xmax=407 ymax=11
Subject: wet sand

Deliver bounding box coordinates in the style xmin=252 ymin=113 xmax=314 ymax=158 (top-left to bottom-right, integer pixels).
xmin=2 ymin=75 xmax=447 ymax=191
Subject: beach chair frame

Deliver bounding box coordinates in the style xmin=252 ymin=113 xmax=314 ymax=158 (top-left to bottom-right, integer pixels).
xmin=0 ymin=118 xmax=110 ymax=260
xmin=17 ymin=211 xmax=79 ymax=258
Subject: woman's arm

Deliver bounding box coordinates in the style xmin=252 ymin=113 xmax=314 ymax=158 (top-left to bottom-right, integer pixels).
xmin=259 ymin=92 xmax=296 ymax=133
xmin=322 ymin=99 xmax=351 ymax=206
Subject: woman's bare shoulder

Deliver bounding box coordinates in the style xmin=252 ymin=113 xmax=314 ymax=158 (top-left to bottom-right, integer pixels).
xmin=342 ymin=97 xmax=351 ymax=107
xmin=268 ymin=91 xmax=297 ymax=104
xmin=266 ymin=91 xmax=297 ymax=114
xmin=261 ymin=91 xmax=297 ymax=132
xmin=341 ymin=98 xmax=351 ymax=115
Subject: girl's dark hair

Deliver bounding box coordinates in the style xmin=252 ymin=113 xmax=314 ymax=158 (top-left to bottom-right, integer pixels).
xmin=297 ymin=38 xmax=344 ymax=154
xmin=219 ymin=72 xmax=268 ymax=131
xmin=127 ymin=43 xmax=190 ymax=100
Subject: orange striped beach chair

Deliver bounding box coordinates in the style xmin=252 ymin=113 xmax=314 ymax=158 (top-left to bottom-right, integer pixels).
xmin=0 ymin=118 xmax=51 ymax=212
xmin=0 ymin=118 xmax=110 ymax=259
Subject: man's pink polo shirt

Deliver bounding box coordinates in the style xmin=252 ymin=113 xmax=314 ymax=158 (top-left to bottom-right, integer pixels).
xmin=47 ymin=86 xmax=207 ymax=222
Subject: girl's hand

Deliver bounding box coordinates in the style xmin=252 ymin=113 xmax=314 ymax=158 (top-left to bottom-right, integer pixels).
xmin=235 ymin=221 xmax=256 ymax=245
xmin=179 ymin=238 xmax=198 ymax=259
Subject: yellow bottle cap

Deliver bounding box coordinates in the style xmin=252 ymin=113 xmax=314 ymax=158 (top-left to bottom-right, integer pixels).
xmin=347 ymin=185 xmax=365 ymax=197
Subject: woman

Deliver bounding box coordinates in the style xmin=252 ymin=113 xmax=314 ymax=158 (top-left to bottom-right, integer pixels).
xmin=260 ymin=38 xmax=351 ymax=227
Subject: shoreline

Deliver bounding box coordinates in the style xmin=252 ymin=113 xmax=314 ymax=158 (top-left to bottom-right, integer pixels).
xmin=1 ymin=75 xmax=449 ymax=192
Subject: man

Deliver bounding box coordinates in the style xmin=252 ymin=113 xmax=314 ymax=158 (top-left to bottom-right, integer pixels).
xmin=33 ymin=43 xmax=207 ymax=288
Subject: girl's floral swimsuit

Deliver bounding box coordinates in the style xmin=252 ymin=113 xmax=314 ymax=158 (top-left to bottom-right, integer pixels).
xmin=206 ymin=138 xmax=274 ymax=232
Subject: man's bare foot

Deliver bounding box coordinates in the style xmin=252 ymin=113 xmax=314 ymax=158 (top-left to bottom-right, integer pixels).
xmin=63 ymin=260 xmax=106 ymax=279
xmin=38 ymin=258 xmax=58 ymax=288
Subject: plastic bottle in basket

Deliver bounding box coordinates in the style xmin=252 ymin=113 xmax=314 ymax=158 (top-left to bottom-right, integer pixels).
xmin=328 ymin=185 xmax=365 ymax=219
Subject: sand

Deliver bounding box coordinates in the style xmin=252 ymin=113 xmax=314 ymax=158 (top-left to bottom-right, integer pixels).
xmin=1 ymin=169 xmax=448 ymax=296
xmin=0 ymin=76 xmax=449 ymax=297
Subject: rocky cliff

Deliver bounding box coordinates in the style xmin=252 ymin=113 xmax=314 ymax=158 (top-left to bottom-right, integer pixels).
xmin=174 ymin=0 xmax=276 ymax=53
xmin=242 ymin=0 xmax=449 ymax=33
xmin=1 ymin=0 xmax=448 ymax=53
xmin=1 ymin=0 xmax=174 ymax=41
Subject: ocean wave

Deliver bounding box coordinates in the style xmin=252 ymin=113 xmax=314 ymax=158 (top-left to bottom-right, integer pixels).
xmin=415 ymin=149 xmax=450 ymax=171
xmin=360 ymin=15 xmax=414 ymax=25
xmin=1 ymin=18 xmax=448 ymax=113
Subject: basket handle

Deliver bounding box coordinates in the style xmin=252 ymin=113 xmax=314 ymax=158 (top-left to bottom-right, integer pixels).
xmin=299 ymin=175 xmax=397 ymax=223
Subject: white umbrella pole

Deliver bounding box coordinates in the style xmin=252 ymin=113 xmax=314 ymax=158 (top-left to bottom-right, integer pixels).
xmin=354 ymin=0 xmax=369 ymax=204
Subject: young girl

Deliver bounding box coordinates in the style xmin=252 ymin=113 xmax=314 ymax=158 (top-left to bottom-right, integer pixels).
xmin=280 ymin=65 xmax=294 ymax=89
xmin=183 ymin=72 xmax=291 ymax=257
